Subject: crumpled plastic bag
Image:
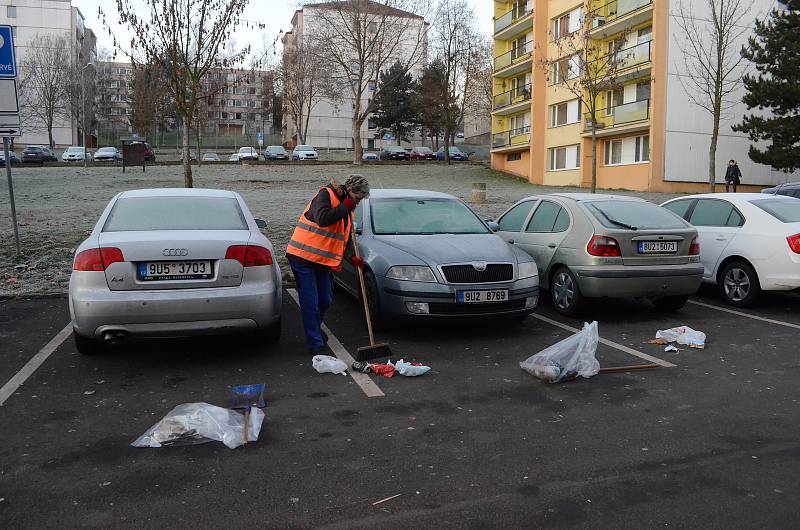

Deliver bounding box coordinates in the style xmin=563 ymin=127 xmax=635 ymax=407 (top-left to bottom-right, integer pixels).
xmin=389 ymin=359 xmax=431 ymax=377
xmin=655 ymin=326 xmax=705 ymax=348
xmin=369 ymin=363 xmax=396 ymax=378
xmin=520 ymin=321 xmax=600 ymax=383
xmin=312 ymin=355 xmax=348 ymax=375
xmin=132 ymin=402 xmax=264 ymax=449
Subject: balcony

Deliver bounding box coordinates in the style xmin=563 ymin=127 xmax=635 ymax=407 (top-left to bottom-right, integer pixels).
xmin=583 ymin=98 xmax=650 ymax=137
xmin=492 ymin=83 xmax=532 ymax=115
xmin=588 ymin=0 xmax=654 ymax=39
xmin=492 ymin=126 xmax=531 ymax=150
xmin=494 ymin=41 xmax=533 ymax=77
xmin=594 ymin=40 xmax=652 ymax=82
xmin=494 ymin=5 xmax=533 ymax=41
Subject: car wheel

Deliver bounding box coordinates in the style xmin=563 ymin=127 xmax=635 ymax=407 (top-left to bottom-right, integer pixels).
xmin=550 ymin=267 xmax=584 ymax=316
xmin=652 ymin=295 xmax=689 ymax=312
xmin=73 ymin=331 xmax=106 ymax=356
xmin=718 ymin=260 xmax=760 ymax=307
xmin=362 ymin=270 xmax=385 ymax=330
xmin=252 ymin=317 xmax=281 ymax=345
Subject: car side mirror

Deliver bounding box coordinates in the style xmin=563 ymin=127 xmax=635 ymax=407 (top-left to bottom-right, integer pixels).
xmin=255 ymin=219 xmax=267 ymax=229
xmin=486 ymin=221 xmax=500 ymax=232
xmin=355 ymin=225 xmax=363 ymax=235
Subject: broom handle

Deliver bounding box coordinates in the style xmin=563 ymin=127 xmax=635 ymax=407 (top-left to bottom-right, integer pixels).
xmin=351 ymin=213 xmax=376 ymax=346
xmin=243 ymin=407 xmax=249 ymax=447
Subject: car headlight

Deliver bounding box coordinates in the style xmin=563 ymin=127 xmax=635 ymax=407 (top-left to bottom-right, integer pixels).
xmin=518 ymin=261 xmax=538 ymax=279
xmin=386 ymin=265 xmax=437 ymax=283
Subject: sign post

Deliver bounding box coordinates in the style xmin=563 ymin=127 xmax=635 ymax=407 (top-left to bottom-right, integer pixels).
xmin=0 ymin=25 xmax=21 ymax=254
xmin=257 ymin=131 xmax=264 ymax=155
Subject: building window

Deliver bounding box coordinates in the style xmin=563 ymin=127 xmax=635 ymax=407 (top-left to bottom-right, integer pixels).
xmin=635 ymin=134 xmax=649 ymax=162
xmin=553 ymin=54 xmax=580 ymax=84
xmin=636 ymin=80 xmax=651 ymax=101
xmin=604 ymin=139 xmax=623 ymax=165
xmin=368 ymin=118 xmax=377 ymax=130
xmin=604 ymin=134 xmax=649 ymax=165
xmin=548 ymin=144 xmax=580 ymax=170
xmin=551 ymin=6 xmax=583 ymax=40
xmin=221 ymin=112 xmax=228 ymax=119
xmin=7 ymin=6 xmax=16 ymax=18
xmin=550 ymin=99 xmax=581 ymax=127
xmin=368 ymin=80 xmax=376 ymax=92
xmin=507 ymin=152 xmax=522 ymax=162
xmin=207 ymin=111 xmax=215 ymax=119
xmin=368 ymin=21 xmax=378 ymax=33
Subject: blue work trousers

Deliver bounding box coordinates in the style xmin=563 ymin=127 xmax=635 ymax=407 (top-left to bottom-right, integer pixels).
xmin=290 ymin=260 xmax=334 ymax=349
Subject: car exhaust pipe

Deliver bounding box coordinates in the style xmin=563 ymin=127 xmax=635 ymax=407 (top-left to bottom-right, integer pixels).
xmin=102 ymin=330 xmax=128 ymax=345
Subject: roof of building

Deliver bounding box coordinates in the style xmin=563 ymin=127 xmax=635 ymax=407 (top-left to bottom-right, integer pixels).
xmin=303 ymin=0 xmax=424 ymax=20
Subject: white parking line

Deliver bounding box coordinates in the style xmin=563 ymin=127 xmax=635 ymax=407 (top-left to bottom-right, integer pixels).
xmin=0 ymin=323 xmax=73 ymax=407
xmin=530 ymin=314 xmax=676 ymax=368
xmin=287 ymin=289 xmax=385 ymax=398
xmin=688 ymin=300 xmax=800 ymax=330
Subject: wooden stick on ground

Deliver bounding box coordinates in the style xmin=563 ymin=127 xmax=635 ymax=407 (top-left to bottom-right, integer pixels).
xmin=598 ymin=364 xmax=660 ymax=374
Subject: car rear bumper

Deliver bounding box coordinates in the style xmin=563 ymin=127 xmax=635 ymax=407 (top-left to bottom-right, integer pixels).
xmin=572 ymin=265 xmax=704 ymax=298
xmin=69 ymin=271 xmax=281 ymax=338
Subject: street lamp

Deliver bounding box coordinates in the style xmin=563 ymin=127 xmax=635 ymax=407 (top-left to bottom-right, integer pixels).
xmin=80 ymin=62 xmax=93 ymax=168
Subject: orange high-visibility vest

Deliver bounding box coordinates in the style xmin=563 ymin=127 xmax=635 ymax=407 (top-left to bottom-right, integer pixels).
xmin=286 ymin=187 xmax=351 ymax=270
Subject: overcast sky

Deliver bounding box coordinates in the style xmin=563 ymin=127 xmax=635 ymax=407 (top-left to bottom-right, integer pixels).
xmin=73 ymin=0 xmax=495 ymax=63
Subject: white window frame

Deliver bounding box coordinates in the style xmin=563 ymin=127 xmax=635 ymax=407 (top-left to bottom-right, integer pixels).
xmin=548 ymin=144 xmax=581 ymax=171
xmin=552 ymin=6 xmax=584 ymax=40
xmin=550 ymin=99 xmax=581 ymax=127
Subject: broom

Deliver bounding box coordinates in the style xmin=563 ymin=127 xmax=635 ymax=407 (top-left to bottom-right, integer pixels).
xmin=228 ymin=383 xmax=266 ymax=447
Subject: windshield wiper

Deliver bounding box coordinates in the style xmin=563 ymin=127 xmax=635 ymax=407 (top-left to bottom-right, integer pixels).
xmin=595 ymin=208 xmax=637 ymax=230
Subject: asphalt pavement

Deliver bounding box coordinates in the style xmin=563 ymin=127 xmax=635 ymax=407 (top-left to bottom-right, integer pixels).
xmin=0 ymin=289 xmax=798 ymax=529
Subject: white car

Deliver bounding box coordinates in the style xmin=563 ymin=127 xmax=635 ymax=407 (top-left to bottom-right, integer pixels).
xmin=202 ymin=152 xmax=220 ymax=162
xmin=93 ymin=146 xmax=122 ymax=162
xmin=62 ymin=146 xmax=91 ymax=162
xmin=229 ymin=153 xmax=240 ymax=162
xmin=292 ymin=144 xmax=319 ymax=160
xmin=661 ymin=193 xmax=800 ymax=306
xmin=237 ymin=147 xmax=259 ymax=161
xmin=361 ymin=152 xmax=379 ymax=161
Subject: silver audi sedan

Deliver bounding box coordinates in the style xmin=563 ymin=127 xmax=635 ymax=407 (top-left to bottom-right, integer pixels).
xmin=69 ymin=188 xmax=282 ymax=354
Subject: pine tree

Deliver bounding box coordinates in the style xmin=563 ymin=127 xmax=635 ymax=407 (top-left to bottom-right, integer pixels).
xmin=734 ymin=9 xmax=800 ymax=172
xmin=414 ymin=60 xmax=447 ymax=147
xmin=371 ymin=62 xmax=418 ymax=143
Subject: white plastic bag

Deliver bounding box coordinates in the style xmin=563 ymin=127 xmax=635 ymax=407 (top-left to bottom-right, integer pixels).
xmin=655 ymin=326 xmax=705 ymax=348
xmin=312 ymin=355 xmax=348 ymax=375
xmin=389 ymin=359 xmax=431 ymax=377
xmin=132 ymin=402 xmax=264 ymax=449
xmin=520 ymin=321 xmax=600 ymax=383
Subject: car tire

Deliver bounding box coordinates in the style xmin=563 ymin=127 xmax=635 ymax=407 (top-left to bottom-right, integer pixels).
xmin=74 ymin=331 xmax=106 ymax=356
xmin=253 ymin=317 xmax=281 ymax=345
xmin=652 ymin=295 xmax=689 ymax=312
xmin=550 ymin=267 xmax=584 ymax=316
xmin=362 ymin=270 xmax=385 ymax=331
xmin=718 ymin=260 xmax=760 ymax=307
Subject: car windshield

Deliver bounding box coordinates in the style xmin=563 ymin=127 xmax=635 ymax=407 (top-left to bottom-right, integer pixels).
xmin=586 ymin=200 xmax=688 ymax=230
xmin=750 ymin=199 xmax=800 ymax=223
xmin=97 ymin=148 xmax=116 ymax=153
xmin=267 ymin=146 xmax=285 ymax=152
xmin=385 ymin=146 xmax=405 ymax=152
xmin=239 ymin=148 xmax=254 ymax=153
xmin=415 ymin=147 xmax=432 ymax=153
xmin=296 ymin=145 xmax=314 ymax=151
xmin=371 ymin=198 xmax=489 ymax=235
xmin=24 ymin=147 xmax=42 ymax=153
xmin=442 ymin=147 xmax=463 ymax=154
xmin=66 ymin=147 xmax=83 ymax=153
xmin=103 ymin=197 xmax=247 ymax=232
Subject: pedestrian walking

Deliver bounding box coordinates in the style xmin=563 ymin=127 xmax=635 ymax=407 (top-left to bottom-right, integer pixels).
xmin=287 ymin=174 xmax=370 ymax=354
xmin=725 ymin=160 xmax=742 ymax=193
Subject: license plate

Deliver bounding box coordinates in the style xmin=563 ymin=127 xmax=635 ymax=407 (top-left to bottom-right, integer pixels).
xmin=137 ymin=260 xmax=213 ymax=281
xmin=638 ymin=241 xmax=677 ymax=254
xmin=457 ymin=289 xmax=508 ymax=303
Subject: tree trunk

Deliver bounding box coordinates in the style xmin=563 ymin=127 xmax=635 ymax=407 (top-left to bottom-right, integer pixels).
xmin=708 ymin=115 xmax=720 ymax=193
xmin=444 ymin=128 xmax=451 ymax=165
xmin=182 ymin=117 xmax=193 ymax=188
xmin=352 ymin=116 xmax=363 ymax=165
xmin=196 ymin=127 xmax=202 ymax=166
xmin=591 ymin=128 xmax=598 ymax=194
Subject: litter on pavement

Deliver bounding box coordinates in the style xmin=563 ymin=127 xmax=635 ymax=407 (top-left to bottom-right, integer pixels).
xmin=649 ymin=326 xmax=706 ymax=349
xmin=312 ymin=355 xmax=348 ymax=375
xmin=389 ymin=359 xmax=431 ymax=377
xmin=520 ymin=321 xmax=600 ymax=383
xmin=369 ymin=363 xmax=396 ymax=378
xmin=132 ymin=402 xmax=264 ymax=449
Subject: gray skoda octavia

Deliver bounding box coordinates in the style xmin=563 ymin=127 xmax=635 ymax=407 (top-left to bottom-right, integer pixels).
xmin=69 ymin=188 xmax=282 ymax=354
xmin=494 ymin=193 xmax=703 ymax=315
xmin=333 ymin=189 xmax=540 ymax=323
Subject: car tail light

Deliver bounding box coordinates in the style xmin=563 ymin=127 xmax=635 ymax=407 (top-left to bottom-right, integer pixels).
xmin=787 ymin=234 xmax=800 ymax=254
xmin=689 ymin=236 xmax=701 ymax=255
xmin=73 ymin=247 xmax=124 ymax=271
xmin=225 ymin=245 xmax=273 ymax=266
xmin=587 ymin=235 xmax=622 ymax=257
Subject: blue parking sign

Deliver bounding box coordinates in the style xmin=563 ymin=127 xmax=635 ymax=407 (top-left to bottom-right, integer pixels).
xmin=0 ymin=26 xmax=16 ymax=78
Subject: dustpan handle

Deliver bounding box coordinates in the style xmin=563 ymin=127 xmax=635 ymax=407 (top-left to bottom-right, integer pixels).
xmin=351 ymin=213 xmax=376 ymax=346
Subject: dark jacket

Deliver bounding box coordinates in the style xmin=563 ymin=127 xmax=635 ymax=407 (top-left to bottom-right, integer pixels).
xmin=725 ymin=164 xmax=742 ymax=184
xmin=288 ymin=185 xmax=353 ymax=270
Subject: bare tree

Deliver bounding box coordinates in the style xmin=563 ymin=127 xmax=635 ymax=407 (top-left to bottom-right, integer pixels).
xmin=18 ymin=34 xmax=72 ymax=148
xmin=306 ymin=0 xmax=428 ymax=164
xmin=130 ymin=62 xmax=165 ymax=138
xmin=674 ymin=0 xmax=752 ymax=192
xmin=102 ymin=0 xmax=255 ymax=187
xmin=280 ymin=40 xmax=336 ymax=145
xmin=467 ymin=35 xmax=494 ymax=121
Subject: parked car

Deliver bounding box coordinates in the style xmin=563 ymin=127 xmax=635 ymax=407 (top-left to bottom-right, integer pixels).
xmin=361 ymin=151 xmax=379 ymax=161
xmin=62 ymin=146 xmax=91 ymax=162
xmin=22 ymin=146 xmax=57 ymax=163
xmin=69 ymin=188 xmax=282 ymax=355
xmin=229 ymin=153 xmax=240 ymax=162
xmin=264 ymin=145 xmax=289 ymax=161
xmin=379 ymin=146 xmax=410 ymax=161
xmin=456 ymin=132 xmax=465 ymax=139
xmin=292 ymin=144 xmax=319 ymax=160
xmin=332 ymin=189 xmax=540 ymax=324
xmin=0 ymin=150 xmax=20 ymax=165
xmin=131 ymin=141 xmax=156 ymax=162
xmin=761 ymin=182 xmax=800 ymax=199
xmin=202 ymin=152 xmax=220 ymax=162
xmin=409 ymin=146 xmax=436 ymax=161
xmin=93 ymin=147 xmax=122 ymax=162
xmin=494 ymin=193 xmax=703 ymax=315
xmin=437 ymin=146 xmax=469 ymax=161
xmin=237 ymin=147 xmax=259 ymax=161
xmin=661 ymin=193 xmax=800 ymax=307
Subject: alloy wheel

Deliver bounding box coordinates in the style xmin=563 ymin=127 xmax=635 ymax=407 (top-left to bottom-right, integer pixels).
xmin=553 ymin=271 xmax=575 ymax=310
xmin=723 ymin=267 xmax=751 ymax=302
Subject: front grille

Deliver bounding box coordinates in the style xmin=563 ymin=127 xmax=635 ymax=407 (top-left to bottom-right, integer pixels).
xmin=441 ymin=263 xmax=513 ymax=284
xmin=428 ymin=299 xmax=526 ymax=315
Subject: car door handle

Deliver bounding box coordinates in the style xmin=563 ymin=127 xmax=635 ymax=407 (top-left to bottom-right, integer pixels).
xmin=715 ymin=236 xmax=728 ymax=241
xmin=547 ymin=243 xmax=557 ymax=248
xmin=508 ymin=240 xmax=515 ymax=245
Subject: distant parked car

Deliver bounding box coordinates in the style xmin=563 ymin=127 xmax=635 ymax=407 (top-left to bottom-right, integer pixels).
xmin=131 ymin=142 xmax=156 ymax=162
xmin=437 ymin=146 xmax=469 ymax=161
xmin=229 ymin=153 xmax=240 ymax=162
xmin=264 ymin=145 xmax=289 ymax=161
xmin=409 ymin=146 xmax=436 ymax=161
xmin=237 ymin=147 xmax=259 ymax=161
xmin=0 ymin=150 xmax=20 ymax=165
xmin=22 ymin=146 xmax=57 ymax=163
xmin=93 ymin=147 xmax=122 ymax=162
xmin=456 ymin=132 xmax=465 ymax=139
xmin=292 ymin=144 xmax=319 ymax=160
xmin=380 ymin=145 xmax=410 ymax=161
xmin=361 ymin=152 xmax=379 ymax=161
xmin=62 ymin=146 xmax=91 ymax=162
xmin=202 ymin=152 xmax=220 ymax=162
xmin=761 ymin=182 xmax=800 ymax=199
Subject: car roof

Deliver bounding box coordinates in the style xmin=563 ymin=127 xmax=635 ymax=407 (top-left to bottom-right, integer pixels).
xmin=530 ymin=193 xmax=645 ymax=202
xmin=763 ymin=182 xmax=800 ymax=190
xmin=369 ymin=189 xmax=457 ymax=200
xmin=665 ymin=192 xmax=786 ymax=204
xmin=119 ymin=188 xmax=237 ymax=199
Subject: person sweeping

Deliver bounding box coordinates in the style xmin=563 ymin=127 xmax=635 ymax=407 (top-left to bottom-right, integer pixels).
xmin=287 ymin=174 xmax=370 ymax=355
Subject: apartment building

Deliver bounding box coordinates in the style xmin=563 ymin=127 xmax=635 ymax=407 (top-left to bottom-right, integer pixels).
xmin=490 ymin=0 xmax=799 ymax=192
xmin=94 ymin=61 xmax=133 ymax=141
